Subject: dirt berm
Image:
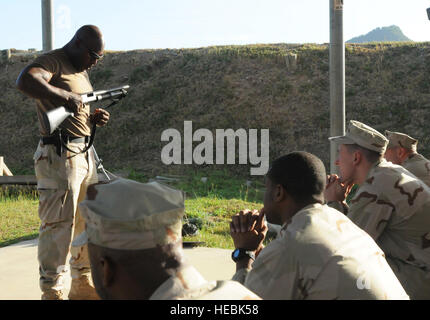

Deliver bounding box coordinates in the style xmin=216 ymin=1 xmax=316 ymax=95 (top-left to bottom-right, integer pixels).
xmin=1 ymin=43 xmax=430 ymax=177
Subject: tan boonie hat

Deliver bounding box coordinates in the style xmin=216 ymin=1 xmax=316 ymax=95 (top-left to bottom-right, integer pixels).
xmin=329 ymin=120 xmax=388 ymax=153
xmin=72 ymin=178 xmax=185 ymax=250
xmin=385 ymin=130 xmax=418 ymax=153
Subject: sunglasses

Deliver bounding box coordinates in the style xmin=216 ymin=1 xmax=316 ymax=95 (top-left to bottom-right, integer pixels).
xmin=78 ymin=37 xmax=104 ymax=60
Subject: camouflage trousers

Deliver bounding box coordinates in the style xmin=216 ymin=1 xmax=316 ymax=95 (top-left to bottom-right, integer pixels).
xmin=33 ymin=140 xmax=98 ymax=293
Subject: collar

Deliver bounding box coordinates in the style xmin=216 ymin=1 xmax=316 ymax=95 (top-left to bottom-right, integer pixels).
xmin=280 ymin=203 xmax=324 ymax=234
xmin=362 ymin=159 xmax=385 ymax=183
xmin=403 ymin=152 xmax=419 ymax=163
xmin=149 ymin=265 xmax=211 ymax=300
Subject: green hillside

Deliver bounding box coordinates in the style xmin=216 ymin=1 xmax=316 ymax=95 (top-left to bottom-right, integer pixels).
xmin=1 ymin=42 xmax=430 ymax=178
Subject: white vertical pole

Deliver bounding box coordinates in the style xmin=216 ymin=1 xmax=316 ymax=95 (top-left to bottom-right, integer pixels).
xmin=329 ymin=0 xmax=345 ymax=174
xmin=42 ymin=0 xmax=54 ymax=52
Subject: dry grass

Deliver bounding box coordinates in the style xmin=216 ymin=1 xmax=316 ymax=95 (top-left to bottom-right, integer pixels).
xmin=2 ymin=42 xmax=430 ymax=177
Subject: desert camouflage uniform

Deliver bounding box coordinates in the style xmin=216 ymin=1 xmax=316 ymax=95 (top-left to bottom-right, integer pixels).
xmin=346 ymin=159 xmax=430 ymax=299
xmin=232 ymin=203 xmax=409 ymax=300
xmin=385 ymin=130 xmax=430 ymax=187
xmin=74 ymin=179 xmax=261 ymax=300
xmin=34 ymin=141 xmax=97 ymax=294
xmin=328 ymin=122 xmax=430 ymax=299
xmin=150 ymin=265 xmax=260 ymax=300
xmin=402 ymin=153 xmax=430 ymax=187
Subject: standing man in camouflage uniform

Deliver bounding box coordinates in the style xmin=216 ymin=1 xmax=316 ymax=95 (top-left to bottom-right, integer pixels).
xmin=73 ymin=178 xmax=261 ymax=300
xmin=229 ymin=152 xmax=408 ymax=299
xmin=326 ymin=120 xmax=430 ymax=299
xmin=16 ymin=25 xmax=110 ymax=300
xmin=384 ymin=130 xmax=430 ymax=186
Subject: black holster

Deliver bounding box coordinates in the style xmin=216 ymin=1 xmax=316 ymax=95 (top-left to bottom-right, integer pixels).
xmin=41 ymin=128 xmax=95 ymax=157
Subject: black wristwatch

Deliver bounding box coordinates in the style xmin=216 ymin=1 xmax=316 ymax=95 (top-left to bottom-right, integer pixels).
xmin=231 ymin=248 xmax=255 ymax=262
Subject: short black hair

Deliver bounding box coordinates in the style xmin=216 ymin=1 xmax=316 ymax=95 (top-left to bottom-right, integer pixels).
xmin=267 ymin=151 xmax=326 ymax=204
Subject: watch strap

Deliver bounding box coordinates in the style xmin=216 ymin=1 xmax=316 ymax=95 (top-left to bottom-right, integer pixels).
xmin=232 ymin=248 xmax=255 ymax=262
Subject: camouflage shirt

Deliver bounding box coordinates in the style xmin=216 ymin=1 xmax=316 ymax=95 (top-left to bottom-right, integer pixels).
xmin=232 ymin=203 xmax=409 ymax=300
xmin=347 ymin=159 xmax=430 ymax=299
xmin=149 ymin=265 xmax=261 ymax=300
xmin=402 ymin=153 xmax=430 ymax=187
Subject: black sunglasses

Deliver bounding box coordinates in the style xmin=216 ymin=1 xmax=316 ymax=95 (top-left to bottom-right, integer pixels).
xmin=77 ymin=37 xmax=104 ymax=60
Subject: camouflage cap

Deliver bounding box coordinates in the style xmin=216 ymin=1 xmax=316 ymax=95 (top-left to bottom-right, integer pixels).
xmin=385 ymin=130 xmax=418 ymax=152
xmin=72 ymin=178 xmax=185 ymax=250
xmin=329 ymin=120 xmax=388 ymax=153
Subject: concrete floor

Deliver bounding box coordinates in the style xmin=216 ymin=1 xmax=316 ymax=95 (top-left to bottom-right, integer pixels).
xmin=0 ymin=239 xmax=236 ymax=300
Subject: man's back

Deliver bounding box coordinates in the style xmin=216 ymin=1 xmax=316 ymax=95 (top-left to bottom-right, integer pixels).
xmin=348 ymin=159 xmax=430 ymax=299
xmin=242 ymin=203 xmax=408 ymax=300
xmin=402 ymin=153 xmax=430 ymax=187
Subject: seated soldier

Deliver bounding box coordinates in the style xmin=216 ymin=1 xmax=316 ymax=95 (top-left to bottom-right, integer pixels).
xmin=326 ymin=120 xmax=430 ymax=299
xmin=73 ymin=178 xmax=261 ymax=300
xmin=230 ymin=151 xmax=409 ymax=300
xmin=384 ymin=130 xmax=430 ymax=187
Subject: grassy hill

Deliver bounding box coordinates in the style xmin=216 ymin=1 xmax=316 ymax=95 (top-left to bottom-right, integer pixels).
xmin=1 ymin=42 xmax=430 ymax=179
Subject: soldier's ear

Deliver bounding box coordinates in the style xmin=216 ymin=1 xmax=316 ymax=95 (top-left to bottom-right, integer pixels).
xmin=398 ymin=147 xmax=408 ymax=160
xmin=100 ymin=256 xmax=115 ymax=287
xmin=274 ymin=184 xmax=287 ymax=202
xmin=352 ymin=150 xmax=362 ymax=166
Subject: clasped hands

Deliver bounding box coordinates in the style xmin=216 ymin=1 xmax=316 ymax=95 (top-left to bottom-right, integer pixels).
xmin=324 ymin=174 xmax=354 ymax=202
xmin=230 ymin=208 xmax=268 ymax=257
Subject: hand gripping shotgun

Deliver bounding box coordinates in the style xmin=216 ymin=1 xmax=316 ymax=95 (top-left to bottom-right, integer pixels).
xmin=42 ymin=85 xmax=130 ymax=134
xmin=41 ymin=85 xmax=130 ymax=158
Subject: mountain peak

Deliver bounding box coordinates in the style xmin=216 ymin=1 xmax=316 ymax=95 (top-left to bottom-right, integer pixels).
xmin=347 ymin=25 xmax=412 ymax=43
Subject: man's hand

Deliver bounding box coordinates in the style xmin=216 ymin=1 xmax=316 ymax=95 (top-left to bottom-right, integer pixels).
xmin=230 ymin=209 xmax=267 ymax=252
xmin=324 ymin=174 xmax=353 ymax=202
xmin=64 ymin=92 xmax=83 ymax=116
xmin=90 ymin=108 xmax=110 ymax=127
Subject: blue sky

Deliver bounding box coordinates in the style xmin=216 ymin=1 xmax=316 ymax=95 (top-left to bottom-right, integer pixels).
xmin=2 ymin=0 xmax=430 ymax=50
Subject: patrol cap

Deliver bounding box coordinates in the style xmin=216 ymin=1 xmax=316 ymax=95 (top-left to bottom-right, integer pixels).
xmin=329 ymin=120 xmax=388 ymax=153
xmin=72 ymin=178 xmax=185 ymax=250
xmin=385 ymin=130 xmax=418 ymax=153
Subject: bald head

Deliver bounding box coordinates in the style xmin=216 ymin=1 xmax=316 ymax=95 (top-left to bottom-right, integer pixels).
xmin=75 ymin=25 xmax=104 ymax=48
xmin=64 ymin=25 xmax=105 ymax=71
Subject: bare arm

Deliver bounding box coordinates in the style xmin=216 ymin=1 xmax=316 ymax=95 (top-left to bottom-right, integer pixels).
xmin=16 ymin=66 xmax=82 ymax=114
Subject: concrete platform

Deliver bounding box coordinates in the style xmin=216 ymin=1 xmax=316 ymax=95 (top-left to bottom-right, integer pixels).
xmin=0 ymin=239 xmax=235 ymax=300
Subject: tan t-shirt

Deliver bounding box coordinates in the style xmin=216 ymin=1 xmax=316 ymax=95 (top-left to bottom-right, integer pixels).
xmin=29 ymin=48 xmax=93 ymax=137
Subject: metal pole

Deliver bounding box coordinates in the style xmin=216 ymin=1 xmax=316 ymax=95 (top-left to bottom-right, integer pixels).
xmin=329 ymin=0 xmax=345 ymax=174
xmin=41 ymin=0 xmax=54 ymax=52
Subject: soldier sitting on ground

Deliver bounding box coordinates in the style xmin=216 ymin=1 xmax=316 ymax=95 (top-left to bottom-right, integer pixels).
xmin=229 ymin=151 xmax=408 ymax=300
xmin=326 ymin=120 xmax=430 ymax=299
xmin=384 ymin=130 xmax=430 ymax=187
xmin=72 ymin=178 xmax=261 ymax=300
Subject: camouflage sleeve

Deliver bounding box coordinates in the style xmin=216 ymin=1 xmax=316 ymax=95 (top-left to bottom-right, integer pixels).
xmin=240 ymin=239 xmax=301 ymax=299
xmin=232 ymin=267 xmax=250 ymax=284
xmin=347 ymin=196 xmax=394 ymax=240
